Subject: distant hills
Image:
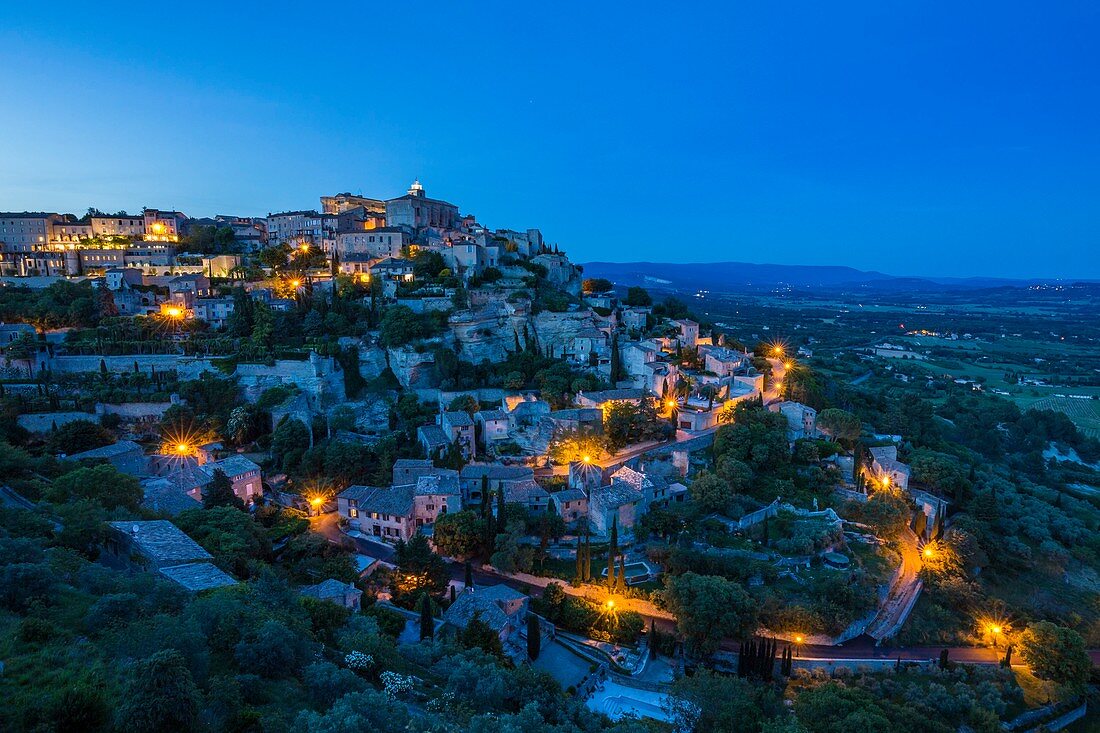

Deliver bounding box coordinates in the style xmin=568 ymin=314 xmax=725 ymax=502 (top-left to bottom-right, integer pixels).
xmin=579 ymin=261 xmax=1089 ymax=292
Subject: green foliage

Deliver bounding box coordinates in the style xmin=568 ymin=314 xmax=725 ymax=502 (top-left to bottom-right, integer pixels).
xmin=432 ymin=510 xmax=484 ymax=559
xmin=714 ymin=403 xmax=791 ymax=472
xmin=173 ymin=507 xmax=271 ymax=577
xmin=664 ymin=572 xmax=759 ymax=656
xmin=115 ymin=649 xmax=201 ymax=733
xmin=203 ymin=469 xmax=244 ymax=509
xmin=46 ymin=419 xmax=115 ymax=455
xmin=623 ymin=286 xmax=652 ymax=306
xmin=47 ymin=464 xmax=143 ymax=511
xmin=1017 ymin=621 xmax=1091 ymax=689
xmin=379 ymin=305 xmax=447 ymax=347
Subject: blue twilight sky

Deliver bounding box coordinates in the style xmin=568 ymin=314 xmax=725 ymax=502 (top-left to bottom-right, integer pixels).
xmin=1 ymin=2 xmax=1098 ymax=279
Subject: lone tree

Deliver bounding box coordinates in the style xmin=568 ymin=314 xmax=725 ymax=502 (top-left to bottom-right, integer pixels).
xmin=1018 ymin=621 xmax=1091 ymax=690
xmin=419 ymin=593 xmax=434 ymax=641
xmin=527 ymin=613 xmax=541 ymax=660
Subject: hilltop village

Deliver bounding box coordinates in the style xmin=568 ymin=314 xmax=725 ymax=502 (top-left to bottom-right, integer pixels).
xmin=0 ymin=184 xmax=1094 ymax=732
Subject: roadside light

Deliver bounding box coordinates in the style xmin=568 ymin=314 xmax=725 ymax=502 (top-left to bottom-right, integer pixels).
xmin=310 ymin=497 xmax=322 ymax=507
xmin=166 ymin=307 xmax=182 ymax=318
xmin=991 ymin=625 xmax=1002 ymax=635
xmin=299 ymin=243 xmax=310 ymax=253
xmin=606 ymin=600 xmax=614 ymax=609
xmin=291 ymin=279 xmax=301 ymax=288
xmin=582 ymin=455 xmax=591 ymax=464
xmin=795 ymin=635 xmax=803 ymax=644
xmin=667 ymin=400 xmax=676 ymax=409
xmin=923 ymin=547 xmax=934 ymax=558
xmin=175 ymin=442 xmax=190 ymax=455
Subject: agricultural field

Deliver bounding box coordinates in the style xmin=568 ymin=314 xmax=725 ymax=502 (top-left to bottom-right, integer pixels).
xmin=1027 ymin=396 xmax=1100 ymax=439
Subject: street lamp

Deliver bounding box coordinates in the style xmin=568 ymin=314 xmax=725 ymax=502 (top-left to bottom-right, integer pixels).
xmin=175 ymin=442 xmax=190 ymax=455
xmin=923 ymin=546 xmax=934 ymax=559
xmin=794 ymin=634 xmax=804 ymax=658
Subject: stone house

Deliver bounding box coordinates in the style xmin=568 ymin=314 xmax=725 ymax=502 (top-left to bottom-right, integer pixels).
xmin=502 ymin=478 xmax=550 ymax=512
xmin=474 ymin=409 xmax=510 ymax=448
xmin=102 ymin=520 xmax=236 ymax=592
xmin=459 ymin=464 xmax=535 ymax=507
xmin=65 ymin=440 xmax=149 ymax=477
xmin=338 ymin=484 xmax=415 ymax=542
xmin=672 ymin=319 xmax=699 ymax=348
xmin=300 ymin=578 xmax=363 ymax=611
xmin=588 ymin=482 xmax=644 ymax=535
xmin=769 ymin=400 xmax=818 ymax=441
xmin=868 ymin=445 xmax=911 ymax=491
xmin=551 ymin=488 xmax=588 ymax=524
xmin=442 ymin=585 xmax=528 ymax=649
xmin=417 ymin=424 xmax=450 ymax=459
xmin=440 ymin=410 xmax=476 ymax=459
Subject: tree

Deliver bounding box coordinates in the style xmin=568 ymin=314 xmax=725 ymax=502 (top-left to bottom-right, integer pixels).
xmin=816 ymin=408 xmax=861 ymax=444
xmin=664 ymin=572 xmax=759 ymax=656
xmin=203 ymin=468 xmax=244 ymax=509
xmin=270 ymin=417 xmax=311 ymax=474
xmin=608 ymin=518 xmax=618 ymax=590
xmin=547 ymin=427 xmax=609 ymax=464
xmin=432 ymin=510 xmax=482 ymax=559
xmin=582 ymin=277 xmax=613 ymax=294
xmin=1017 ymin=621 xmax=1091 ymax=689
xmin=47 ymin=464 xmax=143 ymax=511
xmin=665 ymin=669 xmax=773 ymax=733
xmin=527 ymin=613 xmax=541 ymax=660
xmin=464 ymin=560 xmax=474 ymax=589
xmin=45 ymin=419 xmax=114 ymax=455
xmin=419 ymin=592 xmax=434 ymax=641
xmin=691 ymin=470 xmax=734 ymax=513
xmin=457 ymin=611 xmax=505 ymax=658
xmin=391 ymin=533 xmax=449 ymax=607
xmin=115 ymin=650 xmax=201 ymax=733
xmin=623 ymin=286 xmax=652 ymax=307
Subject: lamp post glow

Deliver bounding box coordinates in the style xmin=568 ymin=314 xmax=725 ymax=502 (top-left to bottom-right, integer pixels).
xmin=175 ymin=442 xmax=190 ymax=455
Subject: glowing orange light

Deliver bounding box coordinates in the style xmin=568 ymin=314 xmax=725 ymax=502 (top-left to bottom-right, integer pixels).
xmin=166 ymin=307 xmax=182 ymax=318
xmin=923 ymin=547 xmax=933 ymax=558
xmin=795 ymin=635 xmax=804 ymax=643
xmin=299 ymin=243 xmax=310 ymax=253
xmin=990 ymin=625 xmax=1002 ymax=635
xmin=310 ymin=497 xmax=323 ymax=507
xmin=582 ymin=455 xmax=591 ymax=464
xmin=606 ymin=600 xmax=614 ymax=609
xmin=175 ymin=442 xmax=190 ymax=455
xmin=290 ymin=279 xmax=301 ymax=288
xmin=666 ymin=400 xmax=677 ymax=409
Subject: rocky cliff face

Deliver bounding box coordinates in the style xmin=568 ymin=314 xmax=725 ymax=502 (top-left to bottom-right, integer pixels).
xmin=386 ymin=346 xmax=438 ymax=388
xmin=448 ymin=304 xmax=527 ymax=364
xmin=531 ymin=310 xmax=611 ymax=359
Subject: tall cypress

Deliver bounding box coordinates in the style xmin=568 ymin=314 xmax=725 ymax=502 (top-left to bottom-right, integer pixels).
xmin=419 ymin=593 xmax=434 ymax=641
xmin=464 ymin=561 xmax=473 ymax=589
xmin=527 ymin=613 xmax=541 ymax=660
xmin=607 ymin=518 xmax=618 ymax=590
xmin=618 ymin=553 xmax=628 ymax=591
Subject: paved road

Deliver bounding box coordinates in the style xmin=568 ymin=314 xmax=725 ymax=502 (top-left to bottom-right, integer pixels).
xmin=865 ymin=527 xmax=923 ymax=641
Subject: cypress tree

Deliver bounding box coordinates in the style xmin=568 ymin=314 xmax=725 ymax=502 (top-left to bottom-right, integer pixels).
xmin=650 ymin=620 xmax=658 ymax=659
xmin=578 ymin=529 xmax=586 ymax=582
xmin=527 ymin=613 xmax=541 ymax=660
xmin=450 ymin=585 xmax=456 ymax=603
xmin=618 ymin=553 xmax=628 ymax=591
xmin=608 ymin=518 xmax=618 ymax=590
xmin=737 ymin=641 xmax=746 ymax=676
xmin=419 ymin=593 xmax=434 ymax=641
xmin=464 ymin=561 xmax=473 ymax=589
xmin=583 ymin=528 xmax=592 ymax=582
